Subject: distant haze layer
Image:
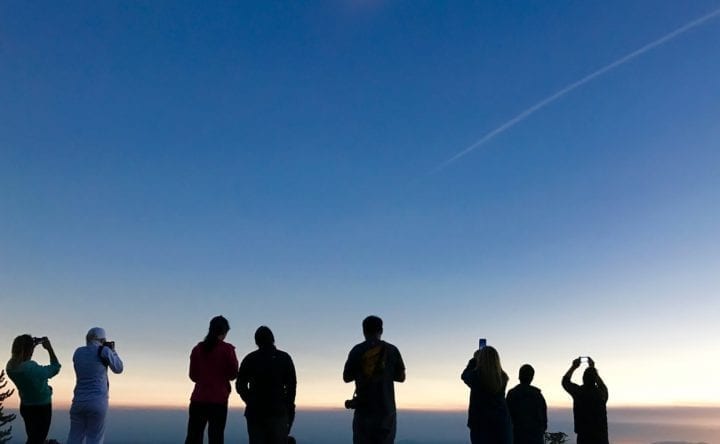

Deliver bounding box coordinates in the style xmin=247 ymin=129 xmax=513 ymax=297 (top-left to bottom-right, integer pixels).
xmin=2 ymin=407 xmax=718 ymax=444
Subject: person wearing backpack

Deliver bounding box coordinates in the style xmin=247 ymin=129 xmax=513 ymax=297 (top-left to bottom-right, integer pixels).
xmin=343 ymin=315 xmax=406 ymax=444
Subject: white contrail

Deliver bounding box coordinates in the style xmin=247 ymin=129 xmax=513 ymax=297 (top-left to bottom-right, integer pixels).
xmin=431 ymin=7 xmax=720 ymax=174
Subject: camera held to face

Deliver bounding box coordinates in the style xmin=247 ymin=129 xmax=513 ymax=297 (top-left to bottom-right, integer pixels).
xmin=344 ymin=395 xmax=359 ymax=410
xmin=102 ymin=340 xmax=115 ymax=350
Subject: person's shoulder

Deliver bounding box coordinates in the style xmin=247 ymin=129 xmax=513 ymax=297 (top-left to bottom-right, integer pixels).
xmin=529 ymin=385 xmax=542 ymax=394
xmin=507 ymin=384 xmax=522 ymax=395
xmin=382 ymin=341 xmax=401 ymax=353
xmin=73 ymin=345 xmax=90 ymax=356
xmin=219 ymin=341 xmax=236 ymax=352
xmin=276 ymin=349 xmax=293 ymax=360
xmin=348 ymin=342 xmax=366 ymax=355
xmin=242 ymin=349 xmax=260 ymax=361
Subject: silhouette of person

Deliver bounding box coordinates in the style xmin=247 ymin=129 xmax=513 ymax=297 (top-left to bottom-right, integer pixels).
xmin=185 ymin=316 xmax=239 ymax=444
xmin=67 ymin=327 xmax=124 ymax=444
xmin=461 ymin=345 xmax=512 ymax=444
xmin=6 ymin=335 xmax=61 ymax=444
xmin=343 ymin=315 xmax=406 ymax=444
xmin=236 ymin=326 xmax=296 ymax=444
xmin=506 ymin=364 xmax=547 ymax=444
xmin=562 ymin=357 xmax=609 ymax=444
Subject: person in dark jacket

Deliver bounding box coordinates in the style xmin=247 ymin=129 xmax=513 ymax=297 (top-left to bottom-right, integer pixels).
xmin=343 ymin=315 xmax=406 ymax=444
xmin=506 ymin=364 xmax=547 ymax=444
xmin=236 ymin=326 xmax=297 ymax=444
xmin=562 ymin=357 xmax=608 ymax=444
xmin=461 ymin=345 xmax=512 ymax=444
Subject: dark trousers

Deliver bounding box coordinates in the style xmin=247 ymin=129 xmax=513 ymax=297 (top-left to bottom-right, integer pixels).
xmin=577 ymin=433 xmax=609 ymax=444
xmin=513 ymin=429 xmax=544 ymax=444
xmin=19 ymin=403 xmax=52 ymax=444
xmin=185 ymin=401 xmax=228 ymax=444
xmin=353 ymin=412 xmax=396 ymax=444
xmin=246 ymin=415 xmax=289 ymax=444
xmin=470 ymin=424 xmax=512 ymax=444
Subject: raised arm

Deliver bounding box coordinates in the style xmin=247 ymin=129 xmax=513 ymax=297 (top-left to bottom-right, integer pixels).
xmin=40 ymin=338 xmax=61 ymax=377
xmin=589 ymin=358 xmax=608 ymax=402
xmin=461 ymin=354 xmax=478 ymax=388
xmin=102 ymin=345 xmax=124 ymax=374
xmin=562 ymin=358 xmax=581 ymax=394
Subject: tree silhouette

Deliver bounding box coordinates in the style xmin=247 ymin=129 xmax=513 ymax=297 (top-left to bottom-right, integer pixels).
xmin=545 ymin=431 xmax=569 ymax=444
xmin=0 ymin=369 xmax=15 ymax=444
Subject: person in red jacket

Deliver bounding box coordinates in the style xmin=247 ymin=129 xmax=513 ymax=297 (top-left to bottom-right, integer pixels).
xmin=185 ymin=316 xmax=239 ymax=444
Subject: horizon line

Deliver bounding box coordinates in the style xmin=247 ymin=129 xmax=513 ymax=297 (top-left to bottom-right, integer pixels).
xmin=36 ymin=402 xmax=720 ymax=411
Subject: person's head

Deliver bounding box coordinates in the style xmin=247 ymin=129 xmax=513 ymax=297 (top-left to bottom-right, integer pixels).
xmin=477 ymin=346 xmax=506 ymax=394
xmin=254 ymin=326 xmax=275 ymax=348
xmin=519 ymin=364 xmax=535 ymax=385
xmin=362 ymin=315 xmax=383 ymax=340
xmin=203 ymin=316 xmax=230 ymax=352
xmin=583 ymin=367 xmax=599 ymax=386
xmin=86 ymin=327 xmax=107 ymax=346
xmin=9 ymin=334 xmax=34 ymax=366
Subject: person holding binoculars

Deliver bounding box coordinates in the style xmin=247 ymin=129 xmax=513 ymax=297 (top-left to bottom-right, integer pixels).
xmin=6 ymin=334 xmax=61 ymax=444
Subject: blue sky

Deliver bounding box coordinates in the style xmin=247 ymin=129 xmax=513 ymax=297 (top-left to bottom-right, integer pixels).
xmin=2 ymin=1 xmax=720 ymax=408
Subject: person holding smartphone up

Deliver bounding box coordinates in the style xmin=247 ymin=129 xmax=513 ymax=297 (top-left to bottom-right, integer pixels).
xmin=461 ymin=340 xmax=512 ymax=444
xmin=5 ymin=335 xmax=61 ymax=444
xmin=562 ymin=357 xmax=609 ymax=444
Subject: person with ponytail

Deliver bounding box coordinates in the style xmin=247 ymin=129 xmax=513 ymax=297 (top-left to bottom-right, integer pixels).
xmin=461 ymin=345 xmax=512 ymax=444
xmin=185 ymin=316 xmax=239 ymax=444
xmin=6 ymin=334 xmax=61 ymax=444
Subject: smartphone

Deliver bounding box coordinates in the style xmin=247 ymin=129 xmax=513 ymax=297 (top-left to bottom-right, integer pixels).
xmin=579 ymin=356 xmax=589 ymax=363
xmin=479 ymin=338 xmax=487 ymax=349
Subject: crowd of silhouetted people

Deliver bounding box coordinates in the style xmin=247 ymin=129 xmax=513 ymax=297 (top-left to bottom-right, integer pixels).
xmin=6 ymin=315 xmax=609 ymax=444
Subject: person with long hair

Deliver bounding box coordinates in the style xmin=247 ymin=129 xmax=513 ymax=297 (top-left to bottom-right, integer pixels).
xmin=5 ymin=335 xmax=61 ymax=444
xmin=185 ymin=316 xmax=239 ymax=444
xmin=461 ymin=345 xmax=512 ymax=444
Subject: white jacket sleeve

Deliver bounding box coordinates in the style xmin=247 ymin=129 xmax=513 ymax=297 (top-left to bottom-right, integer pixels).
xmin=101 ymin=346 xmax=124 ymax=374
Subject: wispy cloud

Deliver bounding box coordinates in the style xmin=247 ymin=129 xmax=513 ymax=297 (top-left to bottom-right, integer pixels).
xmin=431 ymin=7 xmax=720 ymax=174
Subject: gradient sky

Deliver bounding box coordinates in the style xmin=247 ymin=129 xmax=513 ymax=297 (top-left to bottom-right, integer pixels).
xmin=2 ymin=1 xmax=720 ymax=410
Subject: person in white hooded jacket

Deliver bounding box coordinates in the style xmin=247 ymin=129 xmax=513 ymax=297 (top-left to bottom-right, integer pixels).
xmin=67 ymin=327 xmax=124 ymax=444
